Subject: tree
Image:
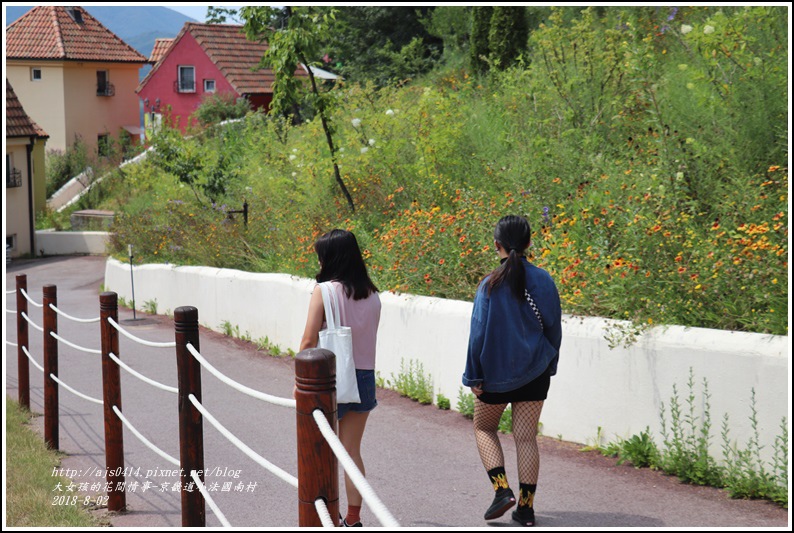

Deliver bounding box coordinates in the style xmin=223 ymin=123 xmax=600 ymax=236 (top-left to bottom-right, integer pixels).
xmin=321 ymin=6 xmax=443 ymax=85
xmin=488 ymin=7 xmax=529 ymax=70
xmin=239 ymin=6 xmax=355 ymax=212
xmin=469 ymin=6 xmax=493 ymax=74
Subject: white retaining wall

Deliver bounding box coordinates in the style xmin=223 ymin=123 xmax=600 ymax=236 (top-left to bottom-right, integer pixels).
xmin=37 ymin=230 xmax=110 ymax=256
xmin=104 ymin=258 xmax=790 ymax=462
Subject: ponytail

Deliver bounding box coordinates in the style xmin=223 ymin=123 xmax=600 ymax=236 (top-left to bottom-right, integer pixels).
xmin=487 ymin=215 xmax=531 ymax=300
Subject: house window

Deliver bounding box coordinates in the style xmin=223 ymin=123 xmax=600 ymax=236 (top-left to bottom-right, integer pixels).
xmin=97 ymin=70 xmax=114 ymax=96
xmin=98 ymin=134 xmax=111 ymax=157
xmin=204 ymin=79 xmax=216 ymax=93
xmin=6 ymin=153 xmax=22 ymax=188
xmin=177 ymin=66 xmax=196 ymax=92
xmin=6 ymin=235 xmax=17 ymax=254
xmin=31 ymin=68 xmax=42 ymax=81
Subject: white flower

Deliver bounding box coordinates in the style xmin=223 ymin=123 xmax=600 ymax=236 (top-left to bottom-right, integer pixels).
xmin=351 ymin=118 xmax=362 ymax=128
xmin=339 ymin=147 xmax=345 ymax=153
xmin=385 ymin=109 xmax=395 ymax=116
xmin=703 ymin=25 xmax=715 ymax=35
xmin=368 ymin=138 xmax=376 ymax=146
xmin=289 ymin=154 xmax=297 ymax=161
xmin=676 ymin=172 xmax=684 ymax=180
xmin=291 ymin=172 xmax=297 ymax=177
xmin=360 ymin=147 xmax=369 ymax=154
xmin=681 ymin=24 xmax=693 ymax=34
xmin=292 ymin=148 xmax=298 ymax=153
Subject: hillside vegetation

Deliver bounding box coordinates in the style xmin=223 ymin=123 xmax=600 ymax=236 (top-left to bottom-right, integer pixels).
xmin=72 ymin=6 xmax=788 ymax=336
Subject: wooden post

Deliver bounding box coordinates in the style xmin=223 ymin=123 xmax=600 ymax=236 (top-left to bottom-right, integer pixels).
xmin=16 ymin=274 xmax=30 ymax=409
xmin=295 ymin=348 xmax=338 ymax=526
xmin=174 ymin=306 xmax=205 ymax=527
xmin=100 ymin=292 xmax=126 ymax=512
xmin=42 ymin=284 xmax=59 ymax=449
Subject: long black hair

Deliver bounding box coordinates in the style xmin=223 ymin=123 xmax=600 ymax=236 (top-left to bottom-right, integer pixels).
xmin=487 ymin=215 xmax=531 ymax=300
xmin=315 ymin=229 xmax=378 ymax=300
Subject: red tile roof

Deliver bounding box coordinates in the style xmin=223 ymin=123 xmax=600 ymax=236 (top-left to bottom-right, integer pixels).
xmin=6 ymin=79 xmax=49 ymax=138
xmin=6 ymin=6 xmax=147 ymax=63
xmin=139 ymin=23 xmax=306 ymax=95
xmin=149 ymin=38 xmax=174 ymax=64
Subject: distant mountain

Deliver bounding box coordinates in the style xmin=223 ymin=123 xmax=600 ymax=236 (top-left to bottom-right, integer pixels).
xmin=5 ymin=5 xmax=196 ymax=58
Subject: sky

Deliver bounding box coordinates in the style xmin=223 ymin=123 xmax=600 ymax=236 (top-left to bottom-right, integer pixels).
xmin=166 ymin=4 xmax=244 ymax=22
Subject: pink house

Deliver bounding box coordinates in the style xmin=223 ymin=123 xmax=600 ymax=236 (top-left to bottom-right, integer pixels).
xmin=137 ymin=23 xmax=308 ymax=133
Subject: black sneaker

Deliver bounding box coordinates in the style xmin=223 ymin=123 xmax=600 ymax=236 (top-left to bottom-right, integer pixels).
xmin=512 ymin=506 xmax=535 ymax=527
xmin=484 ymin=488 xmax=516 ymax=520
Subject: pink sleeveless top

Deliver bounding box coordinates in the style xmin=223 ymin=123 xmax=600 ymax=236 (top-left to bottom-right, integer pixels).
xmin=322 ymin=281 xmax=381 ymax=370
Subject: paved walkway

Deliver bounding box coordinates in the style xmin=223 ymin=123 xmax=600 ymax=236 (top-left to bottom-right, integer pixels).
xmin=4 ymin=256 xmax=789 ymax=528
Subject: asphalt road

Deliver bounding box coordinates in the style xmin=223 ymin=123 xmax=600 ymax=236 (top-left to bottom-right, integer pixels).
xmin=4 ymin=256 xmax=789 ymax=528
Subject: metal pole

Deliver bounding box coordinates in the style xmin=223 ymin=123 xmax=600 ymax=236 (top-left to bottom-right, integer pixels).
xmin=42 ymin=284 xmax=59 ymax=449
xmin=100 ymin=292 xmax=126 ymax=512
xmin=174 ymin=306 xmax=205 ymax=527
xmin=128 ymin=244 xmax=137 ymax=320
xmin=16 ymin=274 xmax=30 ymax=409
xmin=295 ymin=348 xmax=338 ymax=526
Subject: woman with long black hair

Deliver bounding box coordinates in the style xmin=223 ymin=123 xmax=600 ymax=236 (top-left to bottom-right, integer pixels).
xmin=300 ymin=229 xmax=381 ymax=527
xmin=463 ymin=215 xmax=563 ymax=527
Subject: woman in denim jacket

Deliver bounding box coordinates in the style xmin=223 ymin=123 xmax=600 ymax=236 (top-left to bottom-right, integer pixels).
xmin=463 ymin=215 xmax=562 ymax=527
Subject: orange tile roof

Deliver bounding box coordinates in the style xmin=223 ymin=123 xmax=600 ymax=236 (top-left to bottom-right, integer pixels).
xmin=149 ymin=38 xmax=174 ymax=64
xmin=139 ymin=23 xmax=306 ymax=95
xmin=6 ymin=6 xmax=147 ymax=63
xmin=6 ymin=79 xmax=49 ymax=138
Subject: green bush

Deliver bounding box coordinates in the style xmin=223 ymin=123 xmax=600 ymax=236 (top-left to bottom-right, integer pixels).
xmin=45 ymin=139 xmax=89 ymax=197
xmin=192 ymin=92 xmax=252 ymax=127
xmin=85 ymin=6 xmax=786 ymax=336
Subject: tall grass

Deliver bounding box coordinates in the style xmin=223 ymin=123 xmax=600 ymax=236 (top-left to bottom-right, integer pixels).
xmin=6 ymin=398 xmax=100 ymax=527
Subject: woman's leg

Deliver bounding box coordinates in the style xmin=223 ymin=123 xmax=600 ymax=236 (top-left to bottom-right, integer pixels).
xmin=511 ymin=400 xmax=544 ymax=525
xmin=474 ymin=399 xmax=517 ymax=519
xmin=511 ymin=400 xmax=543 ymax=484
xmin=338 ymin=411 xmax=370 ymax=520
xmin=473 ymin=399 xmax=508 ymax=473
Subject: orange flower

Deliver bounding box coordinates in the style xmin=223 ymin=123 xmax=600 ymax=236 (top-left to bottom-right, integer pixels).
xmin=438 ymin=259 xmax=445 ymax=265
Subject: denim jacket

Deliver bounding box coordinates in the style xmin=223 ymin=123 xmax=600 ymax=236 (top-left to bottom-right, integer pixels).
xmin=462 ymin=257 xmax=562 ymax=393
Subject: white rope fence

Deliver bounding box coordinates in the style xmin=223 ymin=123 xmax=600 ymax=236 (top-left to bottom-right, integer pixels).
xmin=191 ymin=470 xmax=232 ymax=528
xmin=22 ymin=345 xmax=45 ymax=372
xmin=49 ymin=303 xmax=100 ymax=323
xmin=6 ymin=308 xmax=15 ymax=313
xmin=6 ymin=289 xmax=16 ymax=295
xmin=7 ymin=340 xmax=18 ymax=347
xmin=314 ymin=499 xmax=335 ymax=528
xmin=186 ymin=343 xmax=296 ymax=409
xmin=21 ymin=311 xmax=44 ymax=332
xmin=50 ymin=373 xmax=103 ymax=405
xmin=312 ymin=410 xmax=400 ymax=528
xmin=108 ymin=352 xmax=178 ymax=394
xmin=51 ymin=331 xmax=102 ymax=355
xmin=187 ymin=394 xmax=298 ymax=488
xmin=107 ymin=317 xmax=176 ymax=348
xmin=112 ymin=406 xmax=180 ymax=467
xmin=20 ymin=288 xmax=43 ymax=307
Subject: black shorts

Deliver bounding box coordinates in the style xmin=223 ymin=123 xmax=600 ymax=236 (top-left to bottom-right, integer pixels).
xmin=478 ymin=365 xmax=553 ymax=405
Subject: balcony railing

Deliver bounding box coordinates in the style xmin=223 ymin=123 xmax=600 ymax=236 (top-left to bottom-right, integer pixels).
xmin=7 ymin=168 xmax=22 ymax=188
xmin=174 ymin=80 xmax=196 ymax=93
xmin=97 ymin=82 xmax=115 ymax=96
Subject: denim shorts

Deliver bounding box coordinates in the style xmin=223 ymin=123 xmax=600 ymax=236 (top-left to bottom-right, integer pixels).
xmin=338 ymin=369 xmax=377 ymax=419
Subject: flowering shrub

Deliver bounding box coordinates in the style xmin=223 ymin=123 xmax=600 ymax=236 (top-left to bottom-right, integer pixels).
xmin=100 ymin=6 xmax=787 ymax=335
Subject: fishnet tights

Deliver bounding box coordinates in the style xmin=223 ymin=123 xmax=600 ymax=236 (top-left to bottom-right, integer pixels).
xmin=474 ymin=399 xmax=544 ymax=485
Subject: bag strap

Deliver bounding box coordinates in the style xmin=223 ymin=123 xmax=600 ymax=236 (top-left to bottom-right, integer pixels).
xmin=319 ymin=282 xmax=342 ymax=330
xmin=524 ymin=288 xmax=544 ymax=330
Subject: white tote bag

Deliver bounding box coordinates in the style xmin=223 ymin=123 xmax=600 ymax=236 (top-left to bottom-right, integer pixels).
xmin=318 ymin=282 xmax=361 ymax=404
